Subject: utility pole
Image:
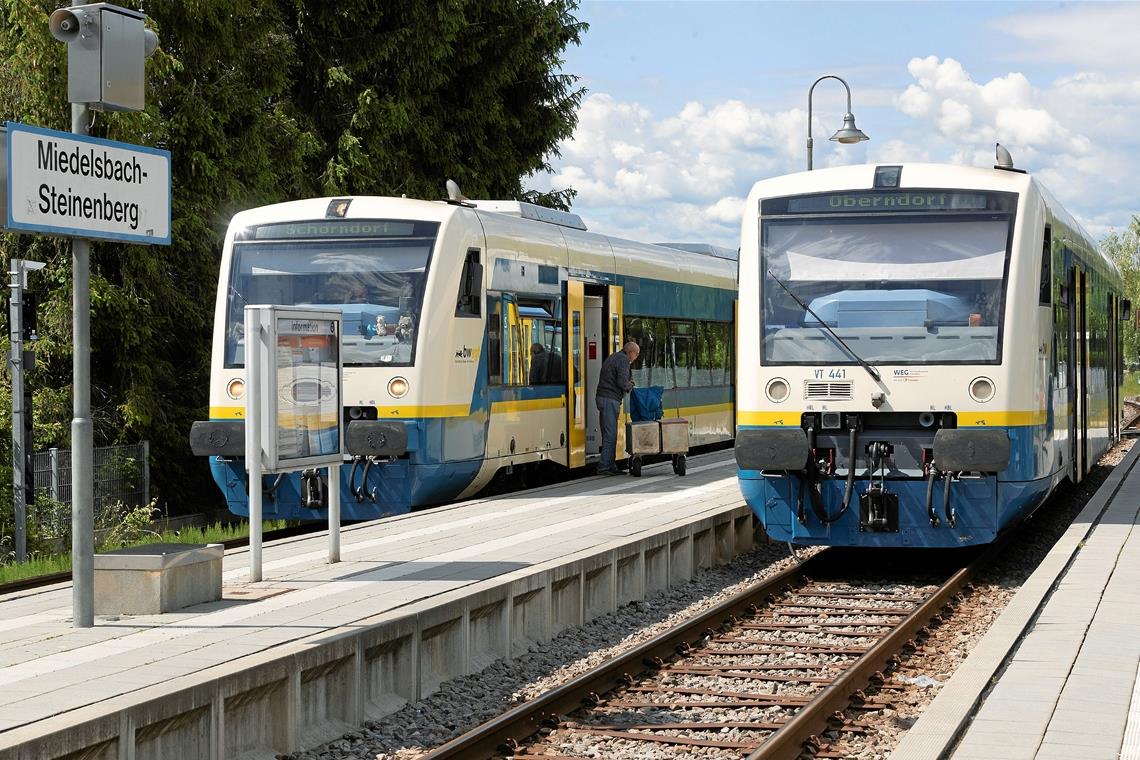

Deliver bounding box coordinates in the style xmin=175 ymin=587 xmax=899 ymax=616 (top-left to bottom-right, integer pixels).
xmin=9 ymin=259 xmax=45 ymax=562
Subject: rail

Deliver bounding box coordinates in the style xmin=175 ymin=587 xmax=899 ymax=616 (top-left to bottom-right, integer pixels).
xmin=424 ymin=543 xmax=1001 ymax=760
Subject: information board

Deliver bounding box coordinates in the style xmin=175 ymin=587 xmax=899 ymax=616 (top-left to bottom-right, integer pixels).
xmin=246 ymin=306 xmax=343 ymax=472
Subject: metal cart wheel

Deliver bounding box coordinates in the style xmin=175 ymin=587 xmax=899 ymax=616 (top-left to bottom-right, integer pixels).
xmin=630 ymin=456 xmax=643 ymax=477
xmin=672 ymin=454 xmax=687 ymax=476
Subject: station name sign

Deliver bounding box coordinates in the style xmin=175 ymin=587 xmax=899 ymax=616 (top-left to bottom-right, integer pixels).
xmin=5 ymin=121 xmax=171 ymax=245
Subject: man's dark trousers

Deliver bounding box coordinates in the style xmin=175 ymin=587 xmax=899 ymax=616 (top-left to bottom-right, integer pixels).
xmin=597 ymin=396 xmax=620 ymax=472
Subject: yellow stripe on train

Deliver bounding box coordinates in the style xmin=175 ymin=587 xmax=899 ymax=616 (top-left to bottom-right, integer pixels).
xmin=737 ymin=409 xmax=1048 ymax=427
xmin=209 ymin=403 xmax=473 ymax=420
xmin=213 ymin=399 xmax=732 ymax=422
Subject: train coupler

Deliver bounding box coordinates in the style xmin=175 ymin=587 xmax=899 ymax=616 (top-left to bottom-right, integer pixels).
xmin=859 ymin=484 xmax=899 ymax=532
xmin=859 ymin=440 xmax=899 ymax=532
xmin=300 ymin=468 xmax=326 ymax=509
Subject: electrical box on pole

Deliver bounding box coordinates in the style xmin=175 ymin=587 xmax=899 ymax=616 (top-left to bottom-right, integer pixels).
xmin=48 ymin=3 xmax=158 ymax=112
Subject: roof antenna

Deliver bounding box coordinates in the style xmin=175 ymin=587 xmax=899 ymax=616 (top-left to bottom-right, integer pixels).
xmin=994 ymin=143 xmax=1014 ymax=170
xmin=445 ymin=179 xmax=473 ymax=206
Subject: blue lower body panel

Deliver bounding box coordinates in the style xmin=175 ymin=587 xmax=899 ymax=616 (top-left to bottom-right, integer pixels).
xmin=210 ymin=456 xmax=483 ymax=521
xmin=738 ymin=472 xmax=1053 ymax=548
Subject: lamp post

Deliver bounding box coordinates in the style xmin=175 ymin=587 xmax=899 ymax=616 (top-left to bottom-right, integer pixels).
xmin=807 ymin=75 xmax=869 ymax=171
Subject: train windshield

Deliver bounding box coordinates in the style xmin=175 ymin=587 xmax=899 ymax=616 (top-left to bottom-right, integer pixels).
xmin=224 ymin=219 xmax=438 ymax=367
xmin=760 ymin=190 xmax=1016 ymax=365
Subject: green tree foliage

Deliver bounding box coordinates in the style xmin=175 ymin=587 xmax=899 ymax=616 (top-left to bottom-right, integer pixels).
xmin=0 ymin=0 xmax=585 ymax=516
xmin=284 ymin=0 xmax=585 ymax=207
xmin=1102 ymin=215 xmax=1140 ymax=366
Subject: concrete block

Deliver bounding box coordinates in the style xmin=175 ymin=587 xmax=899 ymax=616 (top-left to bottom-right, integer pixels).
xmin=223 ymin=679 xmax=290 ymax=759
xmin=583 ymin=557 xmax=614 ymax=621
xmin=644 ymin=543 xmax=668 ymax=594
xmin=134 ymin=705 xmax=210 ymax=760
xmin=468 ymin=596 xmax=508 ymax=672
xmin=418 ymin=615 xmax=464 ymax=700
xmin=693 ymin=528 xmax=714 ymax=571
xmin=362 ymin=620 xmax=417 ymax=718
xmin=298 ymin=654 xmax=355 ymax=750
xmin=509 ymin=574 xmax=550 ymax=658
xmin=94 ymin=544 xmax=223 ymax=615
xmin=713 ymin=519 xmax=734 ymax=564
xmin=734 ymin=514 xmax=754 ymax=554
xmin=615 ymin=551 xmax=644 ymax=607
xmin=550 ymin=566 xmax=583 ymax=635
xmin=669 ymin=536 xmax=692 ymax=585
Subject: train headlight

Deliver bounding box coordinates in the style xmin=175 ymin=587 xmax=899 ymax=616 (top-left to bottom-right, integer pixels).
xmin=969 ymin=376 xmax=995 ymax=403
xmin=765 ymin=377 xmax=790 ymax=403
xmin=387 ymin=376 xmax=410 ymax=399
xmin=226 ymin=378 xmax=245 ymax=400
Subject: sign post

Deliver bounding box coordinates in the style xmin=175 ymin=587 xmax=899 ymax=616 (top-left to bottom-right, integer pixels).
xmin=244 ymin=306 xmax=344 ymax=581
xmin=2 ymin=1 xmax=165 ymax=627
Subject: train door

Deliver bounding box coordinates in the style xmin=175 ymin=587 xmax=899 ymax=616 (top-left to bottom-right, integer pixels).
xmin=607 ymin=284 xmax=627 ymax=461
xmin=585 ymin=296 xmax=604 ymax=456
xmin=1071 ymin=265 xmax=1089 ymax=481
xmin=565 ymin=281 xmax=586 ymax=468
xmin=1108 ymin=294 xmax=1117 ymax=440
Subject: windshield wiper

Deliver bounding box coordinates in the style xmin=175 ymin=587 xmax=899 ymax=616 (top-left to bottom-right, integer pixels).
xmin=767 ymin=271 xmax=881 ymax=382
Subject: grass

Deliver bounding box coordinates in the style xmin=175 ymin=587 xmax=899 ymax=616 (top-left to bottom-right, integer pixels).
xmin=0 ymin=519 xmax=289 ymax=585
xmin=1124 ymin=371 xmax=1140 ymax=399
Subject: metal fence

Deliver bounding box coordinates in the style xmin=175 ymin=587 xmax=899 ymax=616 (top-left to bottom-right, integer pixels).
xmin=31 ymin=441 xmax=151 ymax=537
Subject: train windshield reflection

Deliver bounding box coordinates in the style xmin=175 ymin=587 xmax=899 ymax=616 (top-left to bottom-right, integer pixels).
xmin=224 ymin=228 xmax=437 ymax=368
xmin=761 ymin=215 xmax=1013 ymax=364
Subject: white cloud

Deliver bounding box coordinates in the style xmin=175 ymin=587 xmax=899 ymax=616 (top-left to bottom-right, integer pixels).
xmin=883 ymin=55 xmax=1138 ymax=240
xmin=534 ymin=93 xmax=869 ymax=246
xmin=536 ymin=48 xmax=1140 ymax=248
xmin=1000 ymin=3 xmax=1140 ymax=70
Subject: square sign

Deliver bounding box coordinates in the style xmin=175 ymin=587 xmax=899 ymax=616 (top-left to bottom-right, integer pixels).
xmin=246 ymin=306 xmax=343 ymax=472
xmin=5 ymin=121 xmax=171 ymax=245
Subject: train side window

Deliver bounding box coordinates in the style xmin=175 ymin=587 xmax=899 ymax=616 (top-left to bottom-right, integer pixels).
xmin=624 ymin=316 xmax=651 ymax=388
xmin=671 ymin=320 xmax=695 ymax=388
xmin=487 ymin=296 xmax=502 ymax=384
xmin=518 ymin=299 xmax=562 ymax=385
xmin=455 ymin=249 xmax=482 ymax=317
xmin=1039 ymin=227 xmax=1051 ymax=305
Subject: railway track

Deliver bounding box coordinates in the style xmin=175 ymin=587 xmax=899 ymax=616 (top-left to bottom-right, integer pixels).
xmin=423 ymin=545 xmax=999 ymax=760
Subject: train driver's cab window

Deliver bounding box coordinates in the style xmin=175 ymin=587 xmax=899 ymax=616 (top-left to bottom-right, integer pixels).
xmin=760 ymin=191 xmax=1016 ymax=365
xmin=224 ymin=218 xmax=438 ymax=368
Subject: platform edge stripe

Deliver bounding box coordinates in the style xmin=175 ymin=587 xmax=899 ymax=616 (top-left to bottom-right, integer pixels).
xmin=1122 ymin=657 xmax=1140 ymax=759
xmin=888 ymin=441 xmax=1140 ymax=760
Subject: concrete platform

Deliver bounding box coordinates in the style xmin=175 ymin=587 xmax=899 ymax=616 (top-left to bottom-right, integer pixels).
xmin=890 ymin=441 xmax=1140 ymax=760
xmin=0 ymin=451 xmax=753 ymax=760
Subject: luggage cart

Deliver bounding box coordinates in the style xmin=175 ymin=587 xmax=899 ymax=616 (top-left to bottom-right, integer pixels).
xmin=625 ymin=387 xmax=690 ymax=477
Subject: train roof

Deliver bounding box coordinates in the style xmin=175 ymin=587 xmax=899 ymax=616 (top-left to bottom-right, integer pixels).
xmin=657 ymin=242 xmax=739 ymax=261
xmin=743 ymin=162 xmax=1115 ymax=279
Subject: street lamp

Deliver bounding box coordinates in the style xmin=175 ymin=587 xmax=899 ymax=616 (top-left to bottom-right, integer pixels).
xmin=807 ymin=75 xmax=869 ymax=171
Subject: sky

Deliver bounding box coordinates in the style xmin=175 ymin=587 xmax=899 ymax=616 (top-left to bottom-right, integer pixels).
xmin=531 ymin=1 xmax=1140 ymax=248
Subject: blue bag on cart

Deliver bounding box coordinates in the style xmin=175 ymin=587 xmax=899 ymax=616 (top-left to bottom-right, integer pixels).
xmin=630 ymin=386 xmax=665 ymax=422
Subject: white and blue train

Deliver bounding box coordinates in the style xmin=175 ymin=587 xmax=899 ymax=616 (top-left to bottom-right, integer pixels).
xmin=734 ymin=155 xmax=1127 ymax=547
xmin=191 ymin=192 xmax=737 ymax=521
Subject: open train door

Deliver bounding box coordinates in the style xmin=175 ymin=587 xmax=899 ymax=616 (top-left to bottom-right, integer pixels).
xmin=565 ymin=280 xmax=587 ymax=468
xmin=608 ymin=284 xmax=627 ymax=462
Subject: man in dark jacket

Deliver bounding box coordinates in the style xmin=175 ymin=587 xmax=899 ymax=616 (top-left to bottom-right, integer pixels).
xmin=595 ymin=341 xmax=640 ymax=474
